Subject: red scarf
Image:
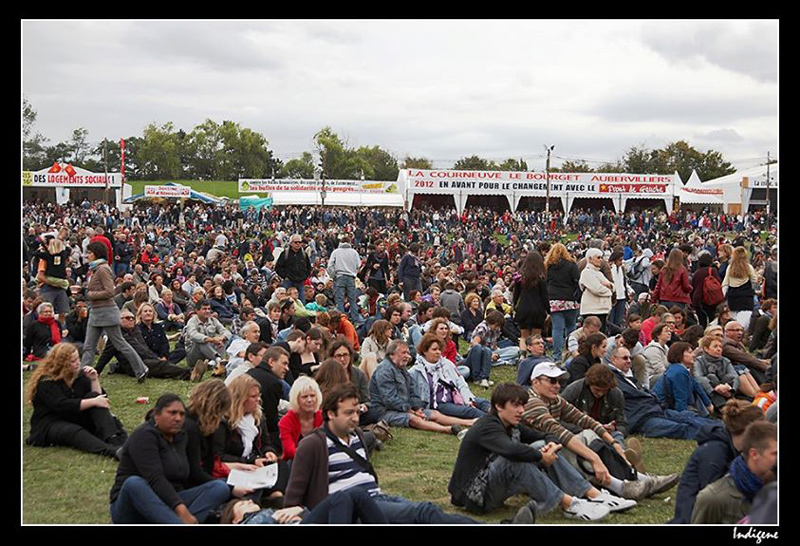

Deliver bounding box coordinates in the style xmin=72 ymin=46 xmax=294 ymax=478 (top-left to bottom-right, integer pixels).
xmin=38 ymin=316 xmax=61 ymax=345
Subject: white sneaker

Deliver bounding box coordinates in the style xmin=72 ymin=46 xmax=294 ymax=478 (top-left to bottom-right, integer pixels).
xmin=590 ymin=489 xmax=637 ymax=512
xmin=457 ymin=428 xmax=469 ymax=441
xmin=563 ymin=498 xmax=610 ymax=521
xmin=479 ymin=379 xmax=490 ymax=388
xmin=488 ymin=380 xmax=495 ymax=386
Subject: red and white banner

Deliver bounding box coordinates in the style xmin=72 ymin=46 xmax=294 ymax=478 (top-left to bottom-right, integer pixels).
xmin=598 ymin=183 xmax=668 ymax=194
xmin=401 ymin=169 xmax=677 ymax=197
xmin=144 ymin=185 xmax=191 ymax=198
xmin=22 ymin=164 xmax=122 ymax=188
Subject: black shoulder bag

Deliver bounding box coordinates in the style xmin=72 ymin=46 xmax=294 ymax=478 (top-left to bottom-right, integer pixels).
xmin=322 ymin=427 xmax=380 ymax=485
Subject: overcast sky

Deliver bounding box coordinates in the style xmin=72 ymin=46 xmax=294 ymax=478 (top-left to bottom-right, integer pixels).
xmin=22 ymin=19 xmax=778 ymax=176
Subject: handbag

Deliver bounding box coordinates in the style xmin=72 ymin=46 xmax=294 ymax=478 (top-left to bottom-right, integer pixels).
xmin=361 ymin=420 xmax=394 ymax=443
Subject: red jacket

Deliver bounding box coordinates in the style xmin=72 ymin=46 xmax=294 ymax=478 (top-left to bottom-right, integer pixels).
xmin=652 ymin=267 xmax=692 ymax=304
xmin=335 ymin=318 xmax=360 ymax=352
xmin=278 ymin=409 xmax=323 ymax=461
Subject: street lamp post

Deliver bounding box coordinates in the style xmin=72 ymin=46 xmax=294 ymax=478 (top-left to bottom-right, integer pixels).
xmin=544 ymin=145 xmax=555 ymax=214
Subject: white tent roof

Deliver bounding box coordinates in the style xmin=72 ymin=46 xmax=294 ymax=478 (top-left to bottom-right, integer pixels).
xmin=678 ymin=170 xmax=724 ymax=204
xmin=269 ymin=191 xmax=404 ymax=207
xmin=701 ymin=163 xmax=778 ymax=188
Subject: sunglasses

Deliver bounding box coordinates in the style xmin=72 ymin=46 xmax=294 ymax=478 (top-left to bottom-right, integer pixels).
xmin=538 ymin=376 xmax=562 ymax=384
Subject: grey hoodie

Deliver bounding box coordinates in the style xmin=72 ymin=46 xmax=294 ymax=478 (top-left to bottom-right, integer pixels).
xmin=328 ymin=242 xmax=361 ymax=278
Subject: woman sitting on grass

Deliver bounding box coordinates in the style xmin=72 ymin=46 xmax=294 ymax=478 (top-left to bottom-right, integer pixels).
xmin=278 ymin=376 xmax=324 ymax=461
xmin=409 ymin=333 xmax=488 ymax=423
xmin=222 ymin=375 xmax=289 ymax=502
xmin=26 ymin=342 xmax=127 ymax=459
xmin=23 ymin=302 xmax=65 ymax=362
xmin=110 ymin=393 xmax=245 ymax=524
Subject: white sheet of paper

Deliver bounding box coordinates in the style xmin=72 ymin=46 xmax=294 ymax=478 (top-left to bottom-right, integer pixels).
xmin=226 ymin=463 xmax=278 ymax=489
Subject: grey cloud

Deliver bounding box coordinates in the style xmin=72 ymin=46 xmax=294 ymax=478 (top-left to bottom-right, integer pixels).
xmin=586 ymin=93 xmax=776 ymax=124
xmin=118 ymin=22 xmax=285 ymax=73
xmin=694 ymin=128 xmax=744 ymax=143
xmin=641 ymin=21 xmax=777 ymax=82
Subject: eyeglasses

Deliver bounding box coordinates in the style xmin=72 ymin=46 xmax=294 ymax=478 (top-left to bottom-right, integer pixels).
xmin=333 ymin=352 xmax=350 ymax=359
xmin=121 ymin=316 xmax=134 ymax=320
xmin=538 ymin=376 xmax=562 ymax=384
xmin=617 ymin=356 xmax=632 ymax=361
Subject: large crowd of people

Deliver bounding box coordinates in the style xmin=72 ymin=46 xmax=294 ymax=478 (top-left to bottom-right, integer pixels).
xmin=23 ymin=197 xmax=777 ymax=525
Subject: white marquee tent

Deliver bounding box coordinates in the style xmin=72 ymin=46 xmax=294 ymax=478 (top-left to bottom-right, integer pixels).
xmin=678 ymin=170 xmax=724 ymax=206
xmin=699 ymin=163 xmax=778 ymax=213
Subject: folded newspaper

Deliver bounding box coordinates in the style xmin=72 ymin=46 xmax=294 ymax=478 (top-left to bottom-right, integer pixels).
xmin=226 ymin=463 xmax=278 ymax=489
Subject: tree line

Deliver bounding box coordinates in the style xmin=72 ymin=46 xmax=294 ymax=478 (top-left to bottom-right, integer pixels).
xmin=23 ymin=98 xmax=737 ymax=183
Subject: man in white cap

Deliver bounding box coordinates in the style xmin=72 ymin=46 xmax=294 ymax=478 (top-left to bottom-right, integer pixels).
xmin=522 ymin=361 xmax=678 ymax=501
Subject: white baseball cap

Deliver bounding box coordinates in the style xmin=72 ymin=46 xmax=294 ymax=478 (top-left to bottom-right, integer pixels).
xmin=531 ymin=362 xmax=569 ymax=381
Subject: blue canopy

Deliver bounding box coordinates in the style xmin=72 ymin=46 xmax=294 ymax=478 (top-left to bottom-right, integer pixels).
xmin=123 ymin=183 xmax=221 ymax=205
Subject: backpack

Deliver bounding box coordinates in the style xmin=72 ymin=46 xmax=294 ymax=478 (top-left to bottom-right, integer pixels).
xmin=701 ymin=267 xmax=724 ymax=307
xmin=627 ymin=256 xmax=646 ymax=281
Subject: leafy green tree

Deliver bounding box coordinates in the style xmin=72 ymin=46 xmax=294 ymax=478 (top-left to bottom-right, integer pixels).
xmin=69 ymin=128 xmax=90 ymax=164
xmin=281 ymin=152 xmax=316 ymax=179
xmin=453 ymin=155 xmax=499 ymax=171
xmin=552 ymin=160 xmax=594 ymax=173
xmin=315 ymin=126 xmax=363 ymax=179
xmin=138 ymin=122 xmax=184 ymax=180
xmin=355 ymin=145 xmax=399 ymax=181
xmin=186 ymin=119 xmax=222 ymax=180
xmin=498 ymin=158 xmax=528 ymax=172
xmin=401 ymin=156 xmax=432 ymax=170
xmin=23 ymin=98 xmax=49 ymax=170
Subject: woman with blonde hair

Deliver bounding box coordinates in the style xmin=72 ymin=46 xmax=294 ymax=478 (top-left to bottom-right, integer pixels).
xmin=26 ymin=343 xmax=126 ymax=459
xmin=359 ymin=319 xmax=392 ymax=380
xmin=546 ymin=243 xmax=581 ymax=359
xmin=223 ymin=375 xmax=288 ymax=498
xmin=652 ymin=248 xmax=692 ymax=309
xmin=278 ymin=376 xmax=323 ymax=460
xmin=137 ymin=301 xmax=185 ymax=365
xmin=722 ymin=246 xmax=759 ymax=330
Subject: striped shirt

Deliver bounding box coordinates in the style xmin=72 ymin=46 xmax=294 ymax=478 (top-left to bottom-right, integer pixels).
xmin=522 ymin=391 xmax=607 ymax=445
xmin=326 ymin=434 xmax=381 ymax=497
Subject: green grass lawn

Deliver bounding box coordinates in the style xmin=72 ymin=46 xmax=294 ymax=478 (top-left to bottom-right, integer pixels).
xmin=127 ymin=180 xmax=242 ymax=199
xmin=21 ymin=361 xmax=696 ymax=525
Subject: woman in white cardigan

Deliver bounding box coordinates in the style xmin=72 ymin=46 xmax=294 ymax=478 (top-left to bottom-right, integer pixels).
xmin=358 ymin=319 xmax=392 ymax=381
xmin=579 ymin=248 xmax=613 ymax=331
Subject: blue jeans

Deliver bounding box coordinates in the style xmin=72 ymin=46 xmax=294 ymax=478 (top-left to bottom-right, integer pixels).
xmin=110 ymin=476 xmax=231 ymax=524
xmin=456 ymin=365 xmax=470 ymax=379
xmin=283 ymin=279 xmax=306 ymax=304
xmin=609 ymin=299 xmax=626 ymax=328
xmin=637 ymin=409 xmax=716 ymax=440
xmin=551 ymin=309 xmax=578 ymax=361
xmin=530 ymin=440 xmax=593 ymax=499
xmin=281 ymin=488 xmax=388 ymax=524
xmin=334 ymin=275 xmax=360 ymax=324
xmin=464 ymin=345 xmax=492 ymax=382
xmin=374 ymin=493 xmax=476 ymax=524
xmin=482 ymin=455 xmax=565 ymax=515
xmin=113 ymin=262 xmax=130 ymax=277
xmin=436 ymin=398 xmax=490 ymax=419
xmin=493 ymin=346 xmax=519 ymax=366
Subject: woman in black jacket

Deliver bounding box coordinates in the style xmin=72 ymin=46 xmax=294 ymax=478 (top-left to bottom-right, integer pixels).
xmin=512 ymin=251 xmax=550 ymax=354
xmin=565 ymin=333 xmax=607 ymax=386
xmin=26 ymin=343 xmax=126 ymax=459
xmin=137 ymin=302 xmax=186 ymax=364
xmin=365 ymin=240 xmax=391 ymax=295
xmin=23 ymin=302 xmax=65 ymax=361
xmin=544 ymin=243 xmax=581 ymax=361
xmin=691 ymin=252 xmax=723 ymax=328
xmin=460 ymin=293 xmax=484 ymax=342
xmin=110 ymin=393 xmax=241 ymax=524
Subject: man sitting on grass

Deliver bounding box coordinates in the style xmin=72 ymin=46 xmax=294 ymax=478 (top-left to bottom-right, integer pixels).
xmin=285 ymin=383 xmax=476 ymax=524
xmin=449 ymin=382 xmax=630 ymax=523
xmin=522 ymin=362 xmax=678 ymax=501
xmin=691 ymin=421 xmax=777 ymax=523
